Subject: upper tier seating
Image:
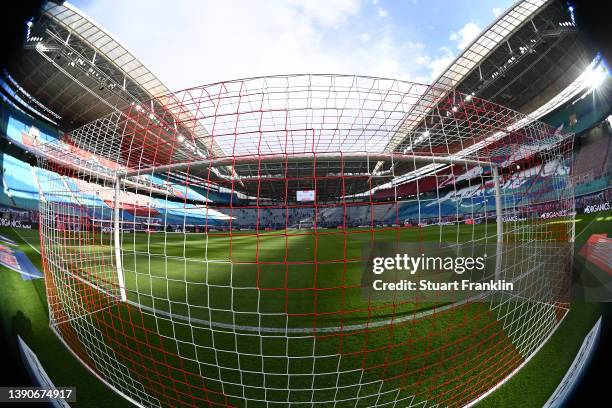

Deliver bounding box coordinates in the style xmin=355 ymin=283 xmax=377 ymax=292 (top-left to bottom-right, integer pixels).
xmin=573 ymin=135 xmax=609 ymax=177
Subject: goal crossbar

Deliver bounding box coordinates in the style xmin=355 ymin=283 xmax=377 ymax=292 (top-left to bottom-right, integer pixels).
xmin=123 ymin=153 xmax=496 ymax=177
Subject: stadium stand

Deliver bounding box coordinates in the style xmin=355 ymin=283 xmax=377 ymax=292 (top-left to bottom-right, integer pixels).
xmin=2 ymin=131 xmax=608 ymax=230
xmin=1 ymin=151 xmax=229 ymax=228
xmin=2 ymin=153 xmax=39 ymax=210
xmin=0 ymin=63 xmax=610 ymax=232
xmin=573 ymin=133 xmax=609 ymax=177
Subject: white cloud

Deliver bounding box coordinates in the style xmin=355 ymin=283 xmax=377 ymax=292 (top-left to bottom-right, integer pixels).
xmin=77 ymin=0 xmax=433 ymax=89
xmin=492 ymin=7 xmax=502 ymax=17
xmin=289 ymin=0 xmax=362 ymax=27
xmin=415 ymin=47 xmax=455 ymax=82
xmin=377 ymin=7 xmax=389 ymax=17
xmin=450 ymin=22 xmax=481 ymax=50
xmin=359 ymin=32 xmax=371 ymax=42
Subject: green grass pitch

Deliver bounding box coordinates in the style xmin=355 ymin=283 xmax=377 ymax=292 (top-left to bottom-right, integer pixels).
xmin=0 ymin=211 xmax=609 ymax=407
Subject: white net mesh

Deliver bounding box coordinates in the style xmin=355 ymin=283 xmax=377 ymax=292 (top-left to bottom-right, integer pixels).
xmin=37 ymin=75 xmax=574 ymax=407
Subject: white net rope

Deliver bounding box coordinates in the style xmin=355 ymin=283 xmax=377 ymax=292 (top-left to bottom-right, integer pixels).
xmin=38 ymin=75 xmax=574 ymax=408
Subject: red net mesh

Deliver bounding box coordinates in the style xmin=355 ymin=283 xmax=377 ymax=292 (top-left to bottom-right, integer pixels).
xmin=38 ymin=75 xmax=573 ymax=407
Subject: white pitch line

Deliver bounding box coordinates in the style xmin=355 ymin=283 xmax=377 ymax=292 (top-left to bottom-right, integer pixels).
xmin=129 ymin=260 xmax=545 ymax=335
xmin=10 ymin=227 xmax=41 ymax=254
xmin=11 ymin=227 xmax=40 ymax=255
xmin=574 ymin=216 xmax=598 ymax=240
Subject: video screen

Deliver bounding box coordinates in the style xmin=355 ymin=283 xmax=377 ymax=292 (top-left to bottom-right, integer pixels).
xmin=296 ymin=190 xmax=315 ymax=202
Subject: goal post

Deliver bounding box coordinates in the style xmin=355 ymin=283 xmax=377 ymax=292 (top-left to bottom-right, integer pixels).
xmin=113 ymin=174 xmax=127 ymax=302
xmin=492 ymin=165 xmax=504 ymax=280
xmin=297 ymin=219 xmax=315 ymax=229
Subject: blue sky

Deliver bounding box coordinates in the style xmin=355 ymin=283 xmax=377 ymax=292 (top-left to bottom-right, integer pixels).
xmin=70 ymin=0 xmax=515 ymax=90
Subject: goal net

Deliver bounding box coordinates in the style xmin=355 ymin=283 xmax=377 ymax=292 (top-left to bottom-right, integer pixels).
xmin=296 ymin=220 xmax=314 ymax=230
xmin=37 ymin=74 xmax=574 ymax=408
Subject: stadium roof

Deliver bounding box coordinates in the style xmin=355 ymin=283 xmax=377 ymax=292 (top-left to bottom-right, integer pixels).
xmin=6 ymin=0 xmax=595 ymax=201
xmin=6 ymin=1 xmax=225 ymax=160
xmin=7 ymin=2 xmax=167 ymax=129
xmin=381 ymin=0 xmax=593 ymax=154
xmin=60 ymin=73 xmax=560 ymax=202
xmin=372 ymin=0 xmax=595 ymax=181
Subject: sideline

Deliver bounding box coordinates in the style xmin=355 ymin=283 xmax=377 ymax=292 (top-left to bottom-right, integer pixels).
xmin=10 ymin=227 xmax=41 ymax=254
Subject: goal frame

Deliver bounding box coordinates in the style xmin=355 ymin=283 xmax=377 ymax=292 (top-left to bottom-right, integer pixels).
xmin=113 ymin=152 xmax=505 ymax=303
